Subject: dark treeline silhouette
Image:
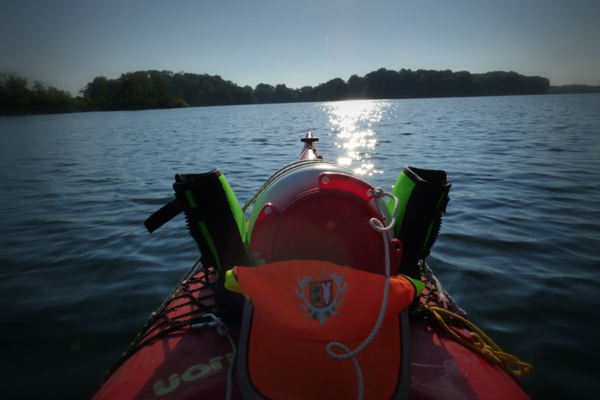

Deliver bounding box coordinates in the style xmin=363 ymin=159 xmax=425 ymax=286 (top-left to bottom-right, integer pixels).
xmin=547 ymin=84 xmax=600 ymax=94
xmin=81 ymin=71 xmax=255 ymax=111
xmin=257 ymin=69 xmax=550 ymax=103
xmin=0 ymin=68 xmax=560 ymax=116
xmin=0 ymin=72 xmax=85 ymax=116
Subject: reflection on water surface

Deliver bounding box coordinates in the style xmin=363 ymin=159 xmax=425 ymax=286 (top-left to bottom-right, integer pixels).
xmin=323 ymin=100 xmax=393 ymax=176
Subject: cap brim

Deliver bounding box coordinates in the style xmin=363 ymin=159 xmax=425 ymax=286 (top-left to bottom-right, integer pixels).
xmin=246 ymin=309 xmax=401 ymax=399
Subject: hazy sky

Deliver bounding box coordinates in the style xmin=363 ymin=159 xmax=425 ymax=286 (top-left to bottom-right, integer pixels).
xmin=2 ymin=0 xmax=599 ymax=95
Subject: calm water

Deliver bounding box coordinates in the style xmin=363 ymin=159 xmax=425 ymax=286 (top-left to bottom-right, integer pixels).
xmin=1 ymin=95 xmax=599 ymax=399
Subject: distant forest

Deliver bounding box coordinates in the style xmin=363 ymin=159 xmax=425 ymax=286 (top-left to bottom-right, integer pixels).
xmin=546 ymin=84 xmax=600 ymax=94
xmin=1 ymin=68 xmax=598 ymax=116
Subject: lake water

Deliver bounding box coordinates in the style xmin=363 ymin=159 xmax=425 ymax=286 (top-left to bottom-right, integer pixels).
xmin=1 ymin=94 xmax=599 ymax=399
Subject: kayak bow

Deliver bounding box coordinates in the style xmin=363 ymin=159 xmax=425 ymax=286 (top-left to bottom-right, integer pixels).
xmin=93 ymin=132 xmax=531 ymax=400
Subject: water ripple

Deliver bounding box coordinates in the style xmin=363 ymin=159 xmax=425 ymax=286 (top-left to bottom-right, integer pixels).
xmin=1 ymin=95 xmax=600 ymax=399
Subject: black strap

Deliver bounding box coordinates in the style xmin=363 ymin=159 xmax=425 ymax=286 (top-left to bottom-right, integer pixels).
xmin=144 ymin=198 xmax=182 ymax=233
xmin=394 ymin=309 xmax=412 ymax=400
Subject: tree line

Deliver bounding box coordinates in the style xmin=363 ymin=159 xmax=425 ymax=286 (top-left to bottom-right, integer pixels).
xmin=0 ymin=67 xmax=585 ymax=116
xmin=0 ymin=72 xmax=85 ymax=115
xmin=546 ymin=84 xmax=600 ymax=94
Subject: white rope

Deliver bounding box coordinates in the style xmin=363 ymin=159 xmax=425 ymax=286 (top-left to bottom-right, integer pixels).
xmin=191 ymin=314 xmax=237 ymax=400
xmin=326 ymin=187 xmax=398 ymax=400
xmin=223 ymin=330 xmax=237 ymax=400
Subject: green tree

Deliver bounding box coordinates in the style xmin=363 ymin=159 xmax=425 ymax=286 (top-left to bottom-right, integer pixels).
xmin=364 ymin=68 xmax=401 ymax=99
xmin=347 ymin=75 xmax=366 ymax=99
xmin=398 ymin=69 xmax=419 ymax=98
xmin=296 ymin=86 xmax=314 ymax=102
xmin=547 ymin=84 xmax=600 ymax=94
xmin=255 ymin=83 xmax=275 ymax=103
xmin=0 ymin=72 xmax=29 ymax=113
xmin=273 ymin=84 xmax=296 ymax=103
xmin=1 ymin=73 xmax=83 ymax=115
xmin=82 ymin=76 xmax=112 ymax=110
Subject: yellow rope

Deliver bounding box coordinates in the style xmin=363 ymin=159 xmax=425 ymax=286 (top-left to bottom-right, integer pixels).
xmin=424 ymin=305 xmax=533 ymax=378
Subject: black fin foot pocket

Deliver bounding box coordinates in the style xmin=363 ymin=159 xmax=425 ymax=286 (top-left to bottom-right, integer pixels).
xmin=145 ymin=169 xmax=250 ymax=282
xmin=388 ymin=166 xmax=451 ymax=279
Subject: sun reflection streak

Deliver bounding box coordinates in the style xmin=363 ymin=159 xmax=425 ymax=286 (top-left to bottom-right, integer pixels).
xmin=324 ymin=100 xmax=389 ymax=176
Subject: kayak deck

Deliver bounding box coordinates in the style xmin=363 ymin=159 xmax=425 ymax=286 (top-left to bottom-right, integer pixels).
xmin=93 ymin=259 xmax=529 ymax=400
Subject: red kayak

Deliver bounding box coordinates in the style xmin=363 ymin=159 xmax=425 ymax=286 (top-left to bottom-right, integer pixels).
xmin=93 ymin=132 xmax=531 ymax=399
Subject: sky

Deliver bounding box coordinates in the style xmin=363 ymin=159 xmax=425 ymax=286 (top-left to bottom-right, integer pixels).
xmin=1 ymin=0 xmax=599 ymax=95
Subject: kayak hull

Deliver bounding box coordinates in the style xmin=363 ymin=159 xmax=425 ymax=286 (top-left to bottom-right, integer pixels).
xmin=95 ymin=329 xmax=237 ymax=400
xmin=408 ymin=320 xmax=528 ymax=400
xmin=93 ymin=266 xmax=528 ymax=400
xmin=94 ymin=133 xmax=530 ymax=399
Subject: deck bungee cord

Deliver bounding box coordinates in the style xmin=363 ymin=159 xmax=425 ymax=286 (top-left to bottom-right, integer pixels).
xmin=103 ymin=257 xmax=219 ymax=380
xmin=94 ymin=133 xmax=533 ymax=400
xmin=419 ymin=259 xmax=467 ymax=317
xmin=241 ymin=159 xmax=336 ymax=213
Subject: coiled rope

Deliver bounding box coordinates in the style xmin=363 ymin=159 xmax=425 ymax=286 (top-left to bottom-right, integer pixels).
xmin=326 ymin=187 xmax=398 ymax=400
xmin=424 ymin=305 xmax=533 ymax=378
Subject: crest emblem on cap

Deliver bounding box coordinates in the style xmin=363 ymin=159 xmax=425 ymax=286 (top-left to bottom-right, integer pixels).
xmin=296 ymin=272 xmax=346 ymax=325
xmin=310 ymin=280 xmax=333 ymax=308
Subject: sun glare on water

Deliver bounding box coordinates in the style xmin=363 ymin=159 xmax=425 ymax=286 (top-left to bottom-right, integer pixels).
xmin=324 ymin=100 xmax=388 ymax=176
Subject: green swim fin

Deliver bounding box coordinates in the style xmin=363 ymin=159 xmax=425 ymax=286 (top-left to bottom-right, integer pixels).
xmin=388 ymin=166 xmax=451 ymax=279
